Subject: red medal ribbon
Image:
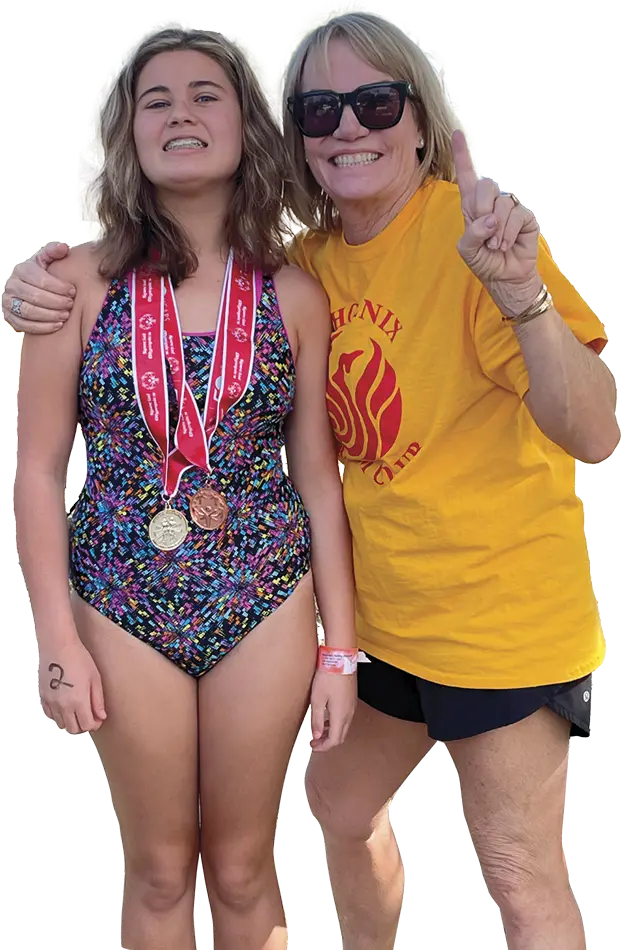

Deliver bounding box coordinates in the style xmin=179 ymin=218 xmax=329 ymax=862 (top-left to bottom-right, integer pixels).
xmin=131 ymin=251 xmax=260 ymax=499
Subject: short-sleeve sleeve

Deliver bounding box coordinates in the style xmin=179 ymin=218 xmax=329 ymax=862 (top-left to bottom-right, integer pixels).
xmin=286 ymin=229 xmax=318 ymax=274
xmin=472 ymin=237 xmax=608 ymax=398
xmin=286 ymin=234 xmax=304 ymax=269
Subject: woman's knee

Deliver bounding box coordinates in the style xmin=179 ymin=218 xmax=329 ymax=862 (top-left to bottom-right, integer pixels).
xmin=472 ymin=824 xmax=568 ymax=917
xmin=125 ymin=844 xmax=198 ymax=913
xmin=305 ymin=760 xmax=387 ymax=843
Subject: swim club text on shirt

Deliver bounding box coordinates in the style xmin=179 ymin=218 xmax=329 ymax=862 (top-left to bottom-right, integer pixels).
xmin=329 ymin=298 xmax=421 ymax=484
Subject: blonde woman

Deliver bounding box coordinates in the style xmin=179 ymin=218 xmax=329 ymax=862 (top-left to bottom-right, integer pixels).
xmin=282 ymin=14 xmax=617 ymax=950
xmin=5 ymin=12 xmax=619 ymax=950
xmin=10 ymin=27 xmax=357 ymax=950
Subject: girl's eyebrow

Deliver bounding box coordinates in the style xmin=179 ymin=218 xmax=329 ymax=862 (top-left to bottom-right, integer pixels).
xmin=137 ymin=80 xmax=226 ymax=103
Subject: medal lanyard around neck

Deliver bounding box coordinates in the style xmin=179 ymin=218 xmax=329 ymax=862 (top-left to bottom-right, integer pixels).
xmin=131 ymin=251 xmax=260 ymax=502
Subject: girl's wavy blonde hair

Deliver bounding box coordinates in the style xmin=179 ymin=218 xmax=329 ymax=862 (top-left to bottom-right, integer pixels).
xmin=283 ymin=12 xmax=459 ymax=233
xmin=93 ymin=28 xmax=288 ymax=282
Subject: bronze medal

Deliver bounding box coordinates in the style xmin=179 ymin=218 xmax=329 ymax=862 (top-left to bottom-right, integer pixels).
xmin=133 ymin=255 xmax=254 ymax=547
xmin=189 ymin=486 xmax=228 ymax=530
xmin=149 ymin=507 xmax=189 ymax=551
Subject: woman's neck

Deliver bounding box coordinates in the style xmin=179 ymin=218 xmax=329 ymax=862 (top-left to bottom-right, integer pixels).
xmin=338 ymin=173 xmax=422 ymax=246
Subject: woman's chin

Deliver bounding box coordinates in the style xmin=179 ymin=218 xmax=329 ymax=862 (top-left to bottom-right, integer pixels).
xmin=322 ymin=167 xmax=396 ymax=207
xmin=330 ymin=182 xmax=392 ymax=207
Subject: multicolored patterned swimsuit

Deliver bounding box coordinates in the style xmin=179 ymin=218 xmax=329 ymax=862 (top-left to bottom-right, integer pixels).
xmin=69 ymin=275 xmax=311 ymax=676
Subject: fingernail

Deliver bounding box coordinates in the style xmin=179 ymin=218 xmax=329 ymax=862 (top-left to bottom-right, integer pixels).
xmin=500 ymin=240 xmax=508 ymax=252
xmin=61 ymin=311 xmax=70 ymax=319
xmin=69 ymin=287 xmax=77 ymax=297
xmin=485 ymin=215 xmax=497 ymax=228
xmin=54 ymin=323 xmax=63 ymax=330
xmin=488 ymin=237 xmax=499 ymax=250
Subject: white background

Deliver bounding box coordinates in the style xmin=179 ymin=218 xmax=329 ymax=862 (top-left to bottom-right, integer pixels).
xmin=1 ymin=1 xmax=621 ymax=947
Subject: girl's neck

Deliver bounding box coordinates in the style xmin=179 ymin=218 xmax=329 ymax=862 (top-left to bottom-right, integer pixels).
xmin=158 ymin=184 xmax=233 ymax=260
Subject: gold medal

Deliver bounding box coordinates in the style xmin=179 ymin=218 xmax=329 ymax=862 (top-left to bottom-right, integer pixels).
xmin=189 ymin=486 xmax=228 ymax=530
xmin=149 ymin=506 xmax=189 ymax=551
xmin=134 ymin=255 xmax=253 ymax=547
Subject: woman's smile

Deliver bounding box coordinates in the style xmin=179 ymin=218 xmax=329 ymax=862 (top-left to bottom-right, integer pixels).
xmin=329 ymin=151 xmax=382 ymax=167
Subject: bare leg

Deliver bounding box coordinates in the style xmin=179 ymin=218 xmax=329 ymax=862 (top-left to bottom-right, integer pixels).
xmin=73 ymin=597 xmax=199 ymax=950
xmin=447 ymin=708 xmax=584 ymax=950
xmin=306 ymin=701 xmax=436 ymax=950
xmin=198 ymin=574 xmax=317 ymax=950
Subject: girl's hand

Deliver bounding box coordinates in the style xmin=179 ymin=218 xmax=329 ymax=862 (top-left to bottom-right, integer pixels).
xmin=39 ymin=639 xmax=106 ymax=734
xmin=310 ymin=670 xmax=357 ymax=752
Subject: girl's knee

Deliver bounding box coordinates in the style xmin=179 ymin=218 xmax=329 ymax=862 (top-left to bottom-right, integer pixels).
xmin=126 ymin=844 xmax=198 ymax=913
xmin=203 ymin=840 xmax=275 ymax=911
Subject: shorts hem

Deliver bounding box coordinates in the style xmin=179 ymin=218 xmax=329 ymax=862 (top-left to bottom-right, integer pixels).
xmin=357 ymin=655 xmax=593 ymax=742
xmin=546 ymin=698 xmax=590 ymax=739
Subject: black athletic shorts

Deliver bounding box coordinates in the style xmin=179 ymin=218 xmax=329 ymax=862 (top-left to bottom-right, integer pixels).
xmin=357 ymin=653 xmax=592 ymax=742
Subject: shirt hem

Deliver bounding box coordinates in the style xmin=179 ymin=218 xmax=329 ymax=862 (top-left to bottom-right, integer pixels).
xmin=356 ymin=638 xmax=606 ymax=690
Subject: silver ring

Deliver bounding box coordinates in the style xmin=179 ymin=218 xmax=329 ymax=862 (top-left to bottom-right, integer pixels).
xmin=10 ymin=297 xmax=24 ymax=317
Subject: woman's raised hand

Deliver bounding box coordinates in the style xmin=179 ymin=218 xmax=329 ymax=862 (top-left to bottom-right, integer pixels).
xmin=452 ymin=130 xmax=541 ymax=295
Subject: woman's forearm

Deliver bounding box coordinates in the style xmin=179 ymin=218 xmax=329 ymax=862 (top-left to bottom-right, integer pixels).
xmin=512 ymin=308 xmax=619 ymax=463
xmin=304 ymin=480 xmax=357 ymax=649
xmin=15 ymin=471 xmax=78 ymax=648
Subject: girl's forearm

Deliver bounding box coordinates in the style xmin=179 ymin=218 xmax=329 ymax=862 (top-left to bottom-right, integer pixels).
xmin=305 ymin=481 xmax=357 ymax=649
xmin=15 ymin=471 xmax=78 ymax=649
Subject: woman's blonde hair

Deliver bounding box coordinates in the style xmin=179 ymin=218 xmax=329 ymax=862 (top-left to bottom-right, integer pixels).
xmin=282 ymin=12 xmax=458 ymax=232
xmin=93 ymin=27 xmax=288 ymax=282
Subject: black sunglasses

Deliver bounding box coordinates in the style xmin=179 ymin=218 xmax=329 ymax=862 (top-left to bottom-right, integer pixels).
xmin=287 ymin=81 xmax=414 ymax=138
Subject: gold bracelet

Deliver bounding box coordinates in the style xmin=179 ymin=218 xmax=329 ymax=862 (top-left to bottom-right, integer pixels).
xmin=501 ymin=284 xmax=554 ymax=325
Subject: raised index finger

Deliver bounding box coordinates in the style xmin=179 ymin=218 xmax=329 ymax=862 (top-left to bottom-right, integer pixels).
xmin=452 ymin=129 xmax=478 ymax=201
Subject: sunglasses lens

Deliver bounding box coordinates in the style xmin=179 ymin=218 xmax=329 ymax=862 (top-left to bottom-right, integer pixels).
xmin=296 ymin=93 xmax=340 ymax=137
xmin=355 ymin=85 xmax=403 ymax=129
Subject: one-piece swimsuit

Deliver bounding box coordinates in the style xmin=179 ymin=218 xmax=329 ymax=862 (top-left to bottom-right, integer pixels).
xmin=69 ymin=274 xmax=311 ymax=676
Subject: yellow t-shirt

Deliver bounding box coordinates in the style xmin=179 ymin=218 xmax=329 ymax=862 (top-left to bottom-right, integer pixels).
xmin=290 ymin=178 xmax=607 ymax=688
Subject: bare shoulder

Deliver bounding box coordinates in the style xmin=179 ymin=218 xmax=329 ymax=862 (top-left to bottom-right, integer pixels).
xmin=273 ymin=263 xmax=330 ymax=331
xmin=47 ymin=242 xmax=106 ymax=292
xmin=48 ymin=243 xmax=109 ymax=343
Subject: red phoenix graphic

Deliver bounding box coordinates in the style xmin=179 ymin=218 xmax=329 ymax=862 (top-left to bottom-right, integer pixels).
xmin=326 ymin=340 xmax=402 ymax=461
